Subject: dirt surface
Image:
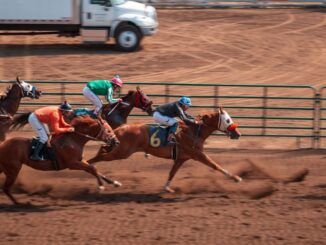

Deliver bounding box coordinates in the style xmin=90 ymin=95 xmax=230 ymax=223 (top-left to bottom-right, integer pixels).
xmin=0 ymin=8 xmax=326 ymax=245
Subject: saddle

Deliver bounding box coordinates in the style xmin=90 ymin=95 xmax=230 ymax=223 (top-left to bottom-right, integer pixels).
xmin=30 ymin=138 xmax=59 ymax=169
xmin=73 ymin=108 xmax=97 ymax=118
xmin=148 ymin=125 xmax=178 ymax=160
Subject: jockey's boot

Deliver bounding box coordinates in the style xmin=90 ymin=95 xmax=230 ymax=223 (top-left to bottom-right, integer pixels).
xmin=167 ymin=122 xmax=178 ymax=144
xmin=167 ymin=133 xmax=177 ymax=145
xmin=30 ymin=141 xmax=45 ymax=161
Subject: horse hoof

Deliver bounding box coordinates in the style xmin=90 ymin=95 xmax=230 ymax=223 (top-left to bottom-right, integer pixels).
xmin=113 ymin=181 xmax=122 ymax=187
xmin=98 ymin=186 xmax=105 ymax=191
xmin=164 ymin=186 xmax=175 ymax=193
xmin=145 ymin=153 xmax=150 ymax=158
xmin=234 ymin=176 xmax=242 ymax=183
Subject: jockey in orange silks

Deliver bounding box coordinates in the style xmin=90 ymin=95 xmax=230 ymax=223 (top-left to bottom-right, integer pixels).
xmin=28 ymin=101 xmax=75 ymax=161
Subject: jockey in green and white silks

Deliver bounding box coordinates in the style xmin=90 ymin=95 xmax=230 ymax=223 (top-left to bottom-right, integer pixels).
xmin=83 ymin=75 xmax=123 ymax=114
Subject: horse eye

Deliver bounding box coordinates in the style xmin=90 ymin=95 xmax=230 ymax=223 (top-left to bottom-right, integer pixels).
xmin=226 ymin=119 xmax=230 ymax=124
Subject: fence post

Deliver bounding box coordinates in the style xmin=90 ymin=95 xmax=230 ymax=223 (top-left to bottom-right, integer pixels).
xmin=314 ymin=91 xmax=321 ymax=149
xmin=165 ymin=85 xmax=170 ymax=103
xmin=61 ymin=83 xmax=65 ymax=102
xmin=262 ymin=87 xmax=268 ymax=135
xmin=214 ymin=86 xmax=219 ymax=111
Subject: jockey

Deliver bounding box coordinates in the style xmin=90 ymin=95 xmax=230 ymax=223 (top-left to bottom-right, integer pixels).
xmin=83 ymin=75 xmax=124 ymax=116
xmin=28 ymin=101 xmax=75 ymax=161
xmin=153 ymin=96 xmax=195 ymax=144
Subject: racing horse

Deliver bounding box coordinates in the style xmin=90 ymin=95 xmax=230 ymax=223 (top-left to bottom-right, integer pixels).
xmin=1 ymin=115 xmax=120 ymax=205
xmin=101 ymin=86 xmax=154 ymax=129
xmin=88 ymin=107 xmax=242 ymax=193
xmin=0 ymin=77 xmax=41 ymax=141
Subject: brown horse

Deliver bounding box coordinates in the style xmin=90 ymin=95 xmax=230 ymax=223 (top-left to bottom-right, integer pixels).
xmin=101 ymin=86 xmax=154 ymax=129
xmin=88 ymin=108 xmax=242 ymax=193
xmin=0 ymin=77 xmax=42 ymax=141
xmin=1 ymin=115 xmax=120 ymax=205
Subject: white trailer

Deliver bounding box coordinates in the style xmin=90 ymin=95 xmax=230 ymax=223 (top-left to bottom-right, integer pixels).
xmin=0 ymin=0 xmax=158 ymax=51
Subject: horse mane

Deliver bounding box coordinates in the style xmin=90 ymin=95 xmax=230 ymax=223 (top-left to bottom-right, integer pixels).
xmin=0 ymin=85 xmax=13 ymax=101
xmin=178 ymin=112 xmax=218 ymax=132
xmin=121 ymin=90 xmax=134 ymax=100
xmin=71 ymin=115 xmax=97 ymax=127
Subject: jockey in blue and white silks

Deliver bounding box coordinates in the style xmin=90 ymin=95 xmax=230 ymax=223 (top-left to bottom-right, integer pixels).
xmin=153 ymin=96 xmax=195 ymax=143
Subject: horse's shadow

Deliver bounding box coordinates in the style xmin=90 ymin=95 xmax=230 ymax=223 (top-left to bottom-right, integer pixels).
xmin=293 ymin=195 xmax=326 ymax=201
xmin=0 ymin=43 xmax=142 ymax=58
xmin=67 ymin=191 xmax=180 ymax=204
xmin=0 ymin=203 xmax=55 ymax=213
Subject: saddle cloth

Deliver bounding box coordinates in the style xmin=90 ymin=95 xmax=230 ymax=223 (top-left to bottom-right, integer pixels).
xmin=148 ymin=125 xmax=171 ymax=148
xmin=148 ymin=125 xmax=178 ymax=160
xmin=30 ymin=138 xmax=59 ymax=169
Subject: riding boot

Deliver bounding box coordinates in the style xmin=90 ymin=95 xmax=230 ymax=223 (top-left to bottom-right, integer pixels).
xmin=167 ymin=122 xmax=178 ymax=144
xmin=30 ymin=141 xmax=45 ymax=161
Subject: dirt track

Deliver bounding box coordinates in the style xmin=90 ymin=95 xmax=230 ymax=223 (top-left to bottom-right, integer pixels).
xmin=0 ymin=8 xmax=326 ymax=245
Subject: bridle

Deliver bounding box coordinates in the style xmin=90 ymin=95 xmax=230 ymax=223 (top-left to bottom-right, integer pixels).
xmin=134 ymin=89 xmax=151 ymax=111
xmin=16 ymin=82 xmax=38 ymax=99
xmin=73 ymin=118 xmax=110 ymax=143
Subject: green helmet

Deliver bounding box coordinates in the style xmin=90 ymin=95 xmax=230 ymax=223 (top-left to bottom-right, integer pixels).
xmin=59 ymin=101 xmax=73 ymax=111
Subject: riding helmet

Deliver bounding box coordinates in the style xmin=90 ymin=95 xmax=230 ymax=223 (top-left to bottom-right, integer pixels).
xmin=179 ymin=96 xmax=192 ymax=106
xmin=59 ymin=101 xmax=73 ymax=111
xmin=111 ymin=75 xmax=123 ymax=87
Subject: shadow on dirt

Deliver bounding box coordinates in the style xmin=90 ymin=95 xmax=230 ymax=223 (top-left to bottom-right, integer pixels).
xmin=0 ymin=43 xmax=142 ymax=57
xmin=293 ymin=195 xmax=326 ymax=201
xmin=0 ymin=203 xmax=55 ymax=213
xmin=65 ymin=191 xmax=180 ymax=204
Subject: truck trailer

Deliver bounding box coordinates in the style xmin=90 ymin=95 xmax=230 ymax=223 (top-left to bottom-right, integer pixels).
xmin=0 ymin=0 xmax=158 ymax=51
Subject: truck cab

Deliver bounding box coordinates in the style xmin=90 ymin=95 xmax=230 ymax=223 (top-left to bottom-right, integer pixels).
xmin=81 ymin=0 xmax=158 ymax=51
xmin=0 ymin=0 xmax=158 ymax=52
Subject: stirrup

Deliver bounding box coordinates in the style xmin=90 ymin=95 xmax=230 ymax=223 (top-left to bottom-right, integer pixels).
xmin=167 ymin=135 xmax=177 ymax=145
xmin=30 ymin=155 xmax=44 ymax=161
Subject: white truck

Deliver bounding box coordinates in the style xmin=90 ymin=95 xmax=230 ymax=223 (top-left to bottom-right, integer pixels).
xmin=0 ymin=0 xmax=158 ymax=51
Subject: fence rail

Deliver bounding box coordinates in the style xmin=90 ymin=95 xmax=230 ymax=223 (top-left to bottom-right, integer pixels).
xmin=1 ymin=80 xmax=325 ymax=148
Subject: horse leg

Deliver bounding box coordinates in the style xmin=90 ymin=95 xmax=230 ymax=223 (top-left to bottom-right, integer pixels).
xmin=163 ymin=159 xmax=187 ymax=193
xmin=100 ymin=175 xmax=122 ymax=187
xmin=88 ymin=145 xmax=131 ymax=165
xmin=192 ymin=150 xmax=242 ymax=182
xmin=2 ymin=165 xmax=22 ymax=205
xmin=68 ymin=160 xmax=105 ymax=190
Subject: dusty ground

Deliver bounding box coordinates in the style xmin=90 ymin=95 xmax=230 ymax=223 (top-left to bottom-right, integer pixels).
xmin=0 ymin=8 xmax=325 ymax=245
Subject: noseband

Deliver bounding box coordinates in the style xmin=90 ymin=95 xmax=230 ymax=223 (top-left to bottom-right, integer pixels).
xmin=135 ymin=90 xmax=151 ymax=110
xmin=17 ymin=82 xmax=37 ymax=98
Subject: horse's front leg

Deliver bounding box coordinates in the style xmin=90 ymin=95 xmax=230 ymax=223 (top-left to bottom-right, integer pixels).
xmin=69 ymin=159 xmax=105 ymax=190
xmin=100 ymin=175 xmax=122 ymax=187
xmin=192 ymin=150 xmax=242 ymax=183
xmin=163 ymin=158 xmax=187 ymax=193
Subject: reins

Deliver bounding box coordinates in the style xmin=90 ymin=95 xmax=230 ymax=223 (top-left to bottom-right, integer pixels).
xmin=73 ymin=131 xmax=103 ymax=141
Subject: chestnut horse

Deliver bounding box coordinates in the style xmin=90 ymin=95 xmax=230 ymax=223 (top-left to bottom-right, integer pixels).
xmin=0 ymin=115 xmax=120 ymax=205
xmin=88 ymin=108 xmax=242 ymax=193
xmin=0 ymin=77 xmax=42 ymax=141
xmin=101 ymin=86 xmax=154 ymax=129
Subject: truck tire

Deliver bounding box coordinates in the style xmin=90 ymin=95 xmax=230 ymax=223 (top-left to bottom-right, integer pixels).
xmin=115 ymin=25 xmax=141 ymax=52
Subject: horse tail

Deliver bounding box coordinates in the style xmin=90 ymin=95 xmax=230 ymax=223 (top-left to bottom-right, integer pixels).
xmin=11 ymin=112 xmax=31 ymax=130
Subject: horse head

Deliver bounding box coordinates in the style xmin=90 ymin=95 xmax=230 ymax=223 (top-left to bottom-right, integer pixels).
xmin=201 ymin=107 xmax=241 ymax=139
xmin=126 ymin=86 xmax=154 ymax=115
xmin=71 ymin=115 xmax=116 ymax=145
xmin=15 ymin=76 xmax=42 ymax=99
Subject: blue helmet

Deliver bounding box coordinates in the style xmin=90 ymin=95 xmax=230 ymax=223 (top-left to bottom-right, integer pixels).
xmin=179 ymin=96 xmax=192 ymax=106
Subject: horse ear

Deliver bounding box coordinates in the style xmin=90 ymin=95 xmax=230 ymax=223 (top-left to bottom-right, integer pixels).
xmin=219 ymin=106 xmax=224 ymax=114
xmin=16 ymin=76 xmax=22 ymax=84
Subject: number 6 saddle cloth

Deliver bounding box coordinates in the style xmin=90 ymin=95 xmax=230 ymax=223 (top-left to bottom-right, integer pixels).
xmin=148 ymin=125 xmax=172 ymax=148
